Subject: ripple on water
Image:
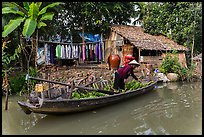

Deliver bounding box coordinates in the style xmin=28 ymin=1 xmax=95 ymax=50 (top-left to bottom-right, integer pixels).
xmin=131 ymin=98 xmax=179 ymax=120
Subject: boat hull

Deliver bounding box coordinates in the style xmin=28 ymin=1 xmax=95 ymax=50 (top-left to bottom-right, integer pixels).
xmin=17 ymin=80 xmax=157 ymax=115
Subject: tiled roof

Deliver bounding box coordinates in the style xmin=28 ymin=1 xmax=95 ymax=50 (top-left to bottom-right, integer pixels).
xmin=111 ymin=24 xmax=189 ymax=51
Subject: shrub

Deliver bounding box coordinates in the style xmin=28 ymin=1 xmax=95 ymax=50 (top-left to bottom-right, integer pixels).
xmin=159 ymin=53 xmax=196 ymax=81
xmin=159 ymin=54 xmax=181 ymax=74
xmin=8 ymin=73 xmax=26 ymax=95
xmin=8 ymin=67 xmax=38 ymax=95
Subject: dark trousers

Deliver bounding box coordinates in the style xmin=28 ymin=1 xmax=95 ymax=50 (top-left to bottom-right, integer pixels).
xmin=113 ymin=72 xmax=125 ymax=90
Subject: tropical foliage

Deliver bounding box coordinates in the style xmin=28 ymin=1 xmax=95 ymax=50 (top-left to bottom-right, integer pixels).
xmin=2 ymin=2 xmax=64 ymax=94
xmin=2 ymin=2 xmax=64 ymax=38
xmin=142 ymin=2 xmax=202 ymax=57
xmin=159 ymin=52 xmax=196 ymax=81
xmin=45 ymin=2 xmax=140 ymax=39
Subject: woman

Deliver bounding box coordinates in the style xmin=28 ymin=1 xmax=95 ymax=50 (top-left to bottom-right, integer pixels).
xmin=113 ymin=60 xmax=140 ymax=90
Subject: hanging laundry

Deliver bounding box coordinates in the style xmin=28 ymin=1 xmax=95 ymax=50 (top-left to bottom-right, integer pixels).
xmin=50 ymin=44 xmax=54 ymax=64
xmin=73 ymin=45 xmax=79 ymax=59
xmin=90 ymin=44 xmax=93 ymax=60
xmin=82 ymin=44 xmax=86 ymax=61
xmin=76 ymin=45 xmax=79 ymax=58
xmin=68 ymin=44 xmax=72 ymax=59
xmin=92 ymin=44 xmax=95 ymax=61
xmin=95 ymin=43 xmax=99 ymax=62
xmin=61 ymin=45 xmax=65 ymax=59
xmin=65 ymin=45 xmax=69 ymax=59
xmin=56 ymin=44 xmax=61 ymax=58
xmin=99 ymin=42 xmax=103 ymax=61
xmin=86 ymin=44 xmax=89 ymax=60
xmin=102 ymin=41 xmax=105 ymax=61
xmin=70 ymin=43 xmax=73 ymax=59
xmin=72 ymin=44 xmax=75 ymax=58
xmin=78 ymin=45 xmax=81 ymax=60
xmin=79 ymin=45 xmax=82 ymax=61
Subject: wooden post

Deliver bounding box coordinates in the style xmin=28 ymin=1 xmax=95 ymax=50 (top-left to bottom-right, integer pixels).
xmin=138 ymin=48 xmax=141 ymax=63
xmin=82 ymin=19 xmax=85 ymax=63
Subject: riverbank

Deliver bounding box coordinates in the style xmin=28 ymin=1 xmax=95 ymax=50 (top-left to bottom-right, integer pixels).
xmin=2 ymin=62 xmax=201 ymax=97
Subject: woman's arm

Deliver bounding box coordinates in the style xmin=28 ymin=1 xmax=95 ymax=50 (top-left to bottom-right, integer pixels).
xmin=130 ymin=68 xmax=138 ymax=80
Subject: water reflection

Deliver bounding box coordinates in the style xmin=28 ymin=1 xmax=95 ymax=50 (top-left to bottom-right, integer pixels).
xmin=2 ymin=82 xmax=202 ymax=135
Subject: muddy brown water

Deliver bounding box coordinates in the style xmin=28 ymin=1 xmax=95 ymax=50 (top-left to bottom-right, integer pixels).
xmin=2 ymin=81 xmax=202 ymax=135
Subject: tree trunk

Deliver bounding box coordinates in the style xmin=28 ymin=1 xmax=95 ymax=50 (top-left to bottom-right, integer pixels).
xmin=18 ymin=28 xmax=23 ymax=71
xmin=19 ymin=35 xmax=24 ymax=70
xmin=191 ymin=31 xmax=194 ymax=65
xmin=35 ymin=30 xmax=39 ymax=70
xmin=4 ymin=71 xmax=9 ymax=110
xmin=82 ymin=18 xmax=85 ymax=63
xmin=191 ymin=5 xmax=196 ymax=65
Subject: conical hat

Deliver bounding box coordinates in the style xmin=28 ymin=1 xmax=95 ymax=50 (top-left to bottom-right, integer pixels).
xmin=128 ymin=60 xmax=140 ymax=65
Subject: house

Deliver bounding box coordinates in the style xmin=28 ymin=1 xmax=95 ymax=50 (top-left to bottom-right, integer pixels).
xmin=105 ymin=25 xmax=189 ymax=69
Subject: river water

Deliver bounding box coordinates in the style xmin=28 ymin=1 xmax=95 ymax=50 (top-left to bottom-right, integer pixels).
xmin=2 ymin=81 xmax=202 ymax=135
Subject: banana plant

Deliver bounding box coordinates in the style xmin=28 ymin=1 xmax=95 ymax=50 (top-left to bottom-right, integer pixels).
xmin=2 ymin=2 xmax=64 ymax=38
xmin=2 ymin=2 xmax=64 ymax=70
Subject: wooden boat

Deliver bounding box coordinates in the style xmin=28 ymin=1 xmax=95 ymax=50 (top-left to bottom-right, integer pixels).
xmin=17 ymin=77 xmax=158 ymax=115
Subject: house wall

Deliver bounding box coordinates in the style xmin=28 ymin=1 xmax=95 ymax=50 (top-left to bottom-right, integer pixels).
xmin=105 ymin=31 xmax=125 ymax=65
xmin=121 ymin=44 xmax=134 ymax=65
xmin=104 ymin=31 xmax=117 ymax=63
xmin=140 ymin=55 xmax=163 ymax=67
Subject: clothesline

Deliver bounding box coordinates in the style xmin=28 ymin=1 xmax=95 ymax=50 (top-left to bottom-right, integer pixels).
xmin=22 ymin=37 xmax=124 ymax=45
xmin=22 ymin=37 xmax=104 ymax=45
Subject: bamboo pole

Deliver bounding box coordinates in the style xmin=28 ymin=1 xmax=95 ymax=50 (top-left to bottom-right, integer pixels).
xmin=82 ymin=18 xmax=85 ymax=63
xmin=28 ymin=76 xmax=116 ymax=95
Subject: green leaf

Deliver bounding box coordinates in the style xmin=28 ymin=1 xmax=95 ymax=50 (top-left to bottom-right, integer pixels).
xmin=6 ymin=57 xmax=10 ymax=64
xmin=40 ymin=12 xmax=54 ymax=21
xmin=22 ymin=18 xmax=37 ymax=37
xmin=23 ymin=2 xmax=30 ymax=11
xmin=38 ymin=2 xmax=64 ymax=16
xmin=95 ymin=20 xmax=102 ymax=25
xmin=2 ymin=2 xmax=13 ymax=7
xmin=2 ymin=7 xmax=24 ymax=16
xmin=36 ymin=2 xmax=42 ymax=8
xmin=2 ymin=17 xmax=25 ymax=37
xmin=28 ymin=2 xmax=39 ymax=20
xmin=37 ymin=21 xmax=47 ymax=29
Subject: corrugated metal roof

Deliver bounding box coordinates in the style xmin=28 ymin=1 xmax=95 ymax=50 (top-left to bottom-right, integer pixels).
xmin=111 ymin=24 xmax=189 ymax=51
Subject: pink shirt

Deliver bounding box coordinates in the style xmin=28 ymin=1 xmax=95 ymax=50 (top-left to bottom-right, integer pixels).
xmin=117 ymin=64 xmax=137 ymax=79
